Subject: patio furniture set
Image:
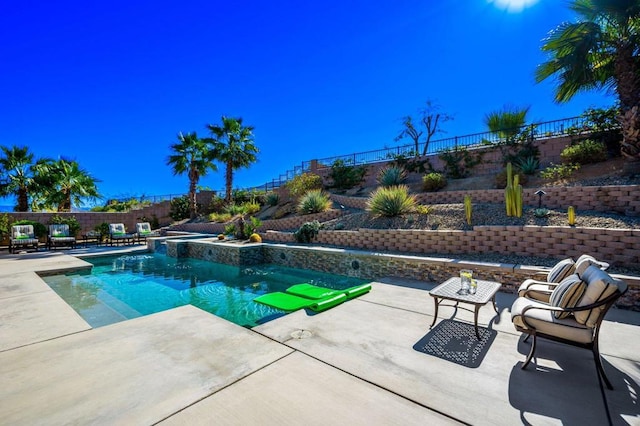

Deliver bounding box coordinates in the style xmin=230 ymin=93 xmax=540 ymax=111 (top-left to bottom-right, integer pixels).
xmin=7 ymin=222 xmax=159 ymax=253
xmin=431 ymin=254 xmax=627 ymax=390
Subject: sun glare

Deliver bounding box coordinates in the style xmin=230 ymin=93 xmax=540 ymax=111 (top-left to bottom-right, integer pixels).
xmin=488 ymin=0 xmax=538 ymax=13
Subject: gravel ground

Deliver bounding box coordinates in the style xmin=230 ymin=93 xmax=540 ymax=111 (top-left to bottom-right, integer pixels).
xmin=322 ymin=203 xmax=640 ymax=232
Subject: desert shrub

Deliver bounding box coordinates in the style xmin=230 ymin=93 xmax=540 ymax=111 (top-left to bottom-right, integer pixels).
xmin=47 ymin=215 xmax=81 ymax=236
xmin=540 ymin=163 xmax=581 ymax=180
xmin=249 ymin=233 xmax=262 ymax=243
xmin=438 ymin=146 xmax=483 ymax=179
xmin=224 ymin=224 xmax=237 ymax=235
xmin=294 ymin=220 xmax=322 ymax=243
xmin=224 ymin=203 xmax=245 ymax=216
xmin=209 ymin=212 xmax=233 ymax=223
xmin=561 ymin=139 xmax=607 ymax=165
xmin=328 ymin=159 xmax=366 ymax=190
xmin=12 ymin=219 xmax=47 ymax=238
xmin=297 ymin=190 xmax=332 ymax=215
xmin=231 ymin=189 xmax=252 ymax=204
xmin=170 ymin=196 xmax=193 ymax=221
xmin=208 ymin=195 xmax=226 ymax=213
xmin=94 ymin=222 xmax=110 ymax=240
xmin=415 ymin=204 xmax=433 ymax=215
xmin=422 ymin=172 xmax=447 ymax=192
xmin=0 ymin=213 xmax=10 ymax=238
xmin=286 ymin=173 xmax=324 ymax=198
xmin=377 ymin=166 xmax=407 ymax=187
xmin=265 ymin=192 xmax=280 ymax=206
xmin=495 ymin=170 xmax=529 ymax=189
xmin=244 ymin=217 xmax=262 ymax=237
xmin=241 ymin=201 xmax=261 ymax=215
xmin=388 ymin=152 xmax=432 ymax=173
xmin=366 ymin=185 xmax=416 ymax=217
xmin=91 ymin=198 xmax=151 ymax=213
xmin=515 ymin=156 xmax=539 ymax=175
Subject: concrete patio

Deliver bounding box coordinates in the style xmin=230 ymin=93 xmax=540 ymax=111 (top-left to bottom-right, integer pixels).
xmin=0 ymin=249 xmax=638 ymax=425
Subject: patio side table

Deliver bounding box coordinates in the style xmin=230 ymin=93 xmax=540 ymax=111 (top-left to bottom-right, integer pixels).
xmin=429 ymin=277 xmax=501 ymax=339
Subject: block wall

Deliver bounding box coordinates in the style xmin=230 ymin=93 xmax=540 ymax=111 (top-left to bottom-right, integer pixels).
xmin=264 ymin=225 xmax=640 ymax=267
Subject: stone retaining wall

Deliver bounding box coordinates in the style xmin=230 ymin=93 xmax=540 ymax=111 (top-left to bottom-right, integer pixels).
xmin=264 ymin=225 xmax=640 ymax=267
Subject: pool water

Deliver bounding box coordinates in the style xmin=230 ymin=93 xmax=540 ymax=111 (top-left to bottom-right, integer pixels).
xmin=43 ymin=253 xmax=367 ymax=328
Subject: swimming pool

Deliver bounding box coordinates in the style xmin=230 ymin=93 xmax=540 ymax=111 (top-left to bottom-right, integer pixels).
xmin=43 ymin=253 xmax=367 ymax=328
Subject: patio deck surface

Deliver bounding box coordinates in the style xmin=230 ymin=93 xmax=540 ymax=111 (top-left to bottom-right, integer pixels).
xmin=0 ymin=249 xmax=638 ymax=425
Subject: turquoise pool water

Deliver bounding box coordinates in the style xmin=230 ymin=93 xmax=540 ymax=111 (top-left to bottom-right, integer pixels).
xmin=43 ymin=253 xmax=367 ymax=328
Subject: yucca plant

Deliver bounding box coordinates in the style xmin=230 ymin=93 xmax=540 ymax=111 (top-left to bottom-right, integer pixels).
xmin=377 ymin=165 xmax=407 ymax=187
xmin=297 ymin=190 xmax=332 ymax=215
xmin=366 ymin=185 xmax=416 ymax=217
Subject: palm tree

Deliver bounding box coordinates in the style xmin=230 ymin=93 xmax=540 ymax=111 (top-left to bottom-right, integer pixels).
xmin=536 ymin=0 xmax=640 ymax=170
xmin=206 ymin=117 xmax=258 ymax=203
xmin=32 ymin=158 xmax=101 ymax=211
xmin=167 ymin=131 xmax=217 ymax=218
xmin=484 ymin=106 xmax=530 ymax=141
xmin=0 ymin=145 xmax=35 ymax=211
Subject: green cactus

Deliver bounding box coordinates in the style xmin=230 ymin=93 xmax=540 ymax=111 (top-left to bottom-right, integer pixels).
xmin=568 ymin=206 xmax=576 ymax=225
xmin=504 ymin=163 xmax=523 ymax=217
xmin=464 ymin=195 xmax=472 ymax=225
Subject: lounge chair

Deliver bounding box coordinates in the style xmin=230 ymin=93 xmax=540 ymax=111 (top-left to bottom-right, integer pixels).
xmin=135 ymin=222 xmax=159 ymax=244
xmin=47 ymin=224 xmax=76 ymax=250
xmin=517 ymin=255 xmax=609 ymax=302
xmin=511 ymin=265 xmax=627 ymax=389
xmin=108 ymin=223 xmax=135 ymax=246
xmin=9 ymin=224 xmax=39 ymax=253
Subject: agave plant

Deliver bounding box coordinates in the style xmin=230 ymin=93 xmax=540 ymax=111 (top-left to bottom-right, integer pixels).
xmin=366 ymin=185 xmax=416 ymax=217
xmin=515 ymin=156 xmax=539 ymax=175
xmin=297 ymin=190 xmax=332 ymax=215
xmin=377 ymin=165 xmax=408 ymax=187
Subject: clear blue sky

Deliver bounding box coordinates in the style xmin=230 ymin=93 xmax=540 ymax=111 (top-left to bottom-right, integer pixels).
xmin=0 ymin=0 xmax=613 ymax=206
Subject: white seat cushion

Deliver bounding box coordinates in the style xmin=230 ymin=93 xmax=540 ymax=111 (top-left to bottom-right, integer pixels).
xmin=511 ymin=297 xmax=593 ymax=344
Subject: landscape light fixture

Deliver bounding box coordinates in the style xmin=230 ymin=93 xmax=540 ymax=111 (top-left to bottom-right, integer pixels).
xmin=534 ymin=189 xmax=546 ymax=208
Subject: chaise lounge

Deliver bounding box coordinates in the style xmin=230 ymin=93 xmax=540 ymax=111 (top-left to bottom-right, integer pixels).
xmin=9 ymin=224 xmax=39 ymax=254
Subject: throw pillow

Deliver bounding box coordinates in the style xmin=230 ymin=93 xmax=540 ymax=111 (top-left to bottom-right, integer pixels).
xmin=547 ymin=258 xmax=575 ymax=283
xmin=549 ymin=274 xmax=587 ymax=319
xmin=575 ymin=254 xmax=610 ymax=277
xmin=574 ymin=266 xmax=619 ymax=327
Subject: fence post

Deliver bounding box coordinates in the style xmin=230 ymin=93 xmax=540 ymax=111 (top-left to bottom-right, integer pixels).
xmin=455 ymin=136 xmax=458 ymax=150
